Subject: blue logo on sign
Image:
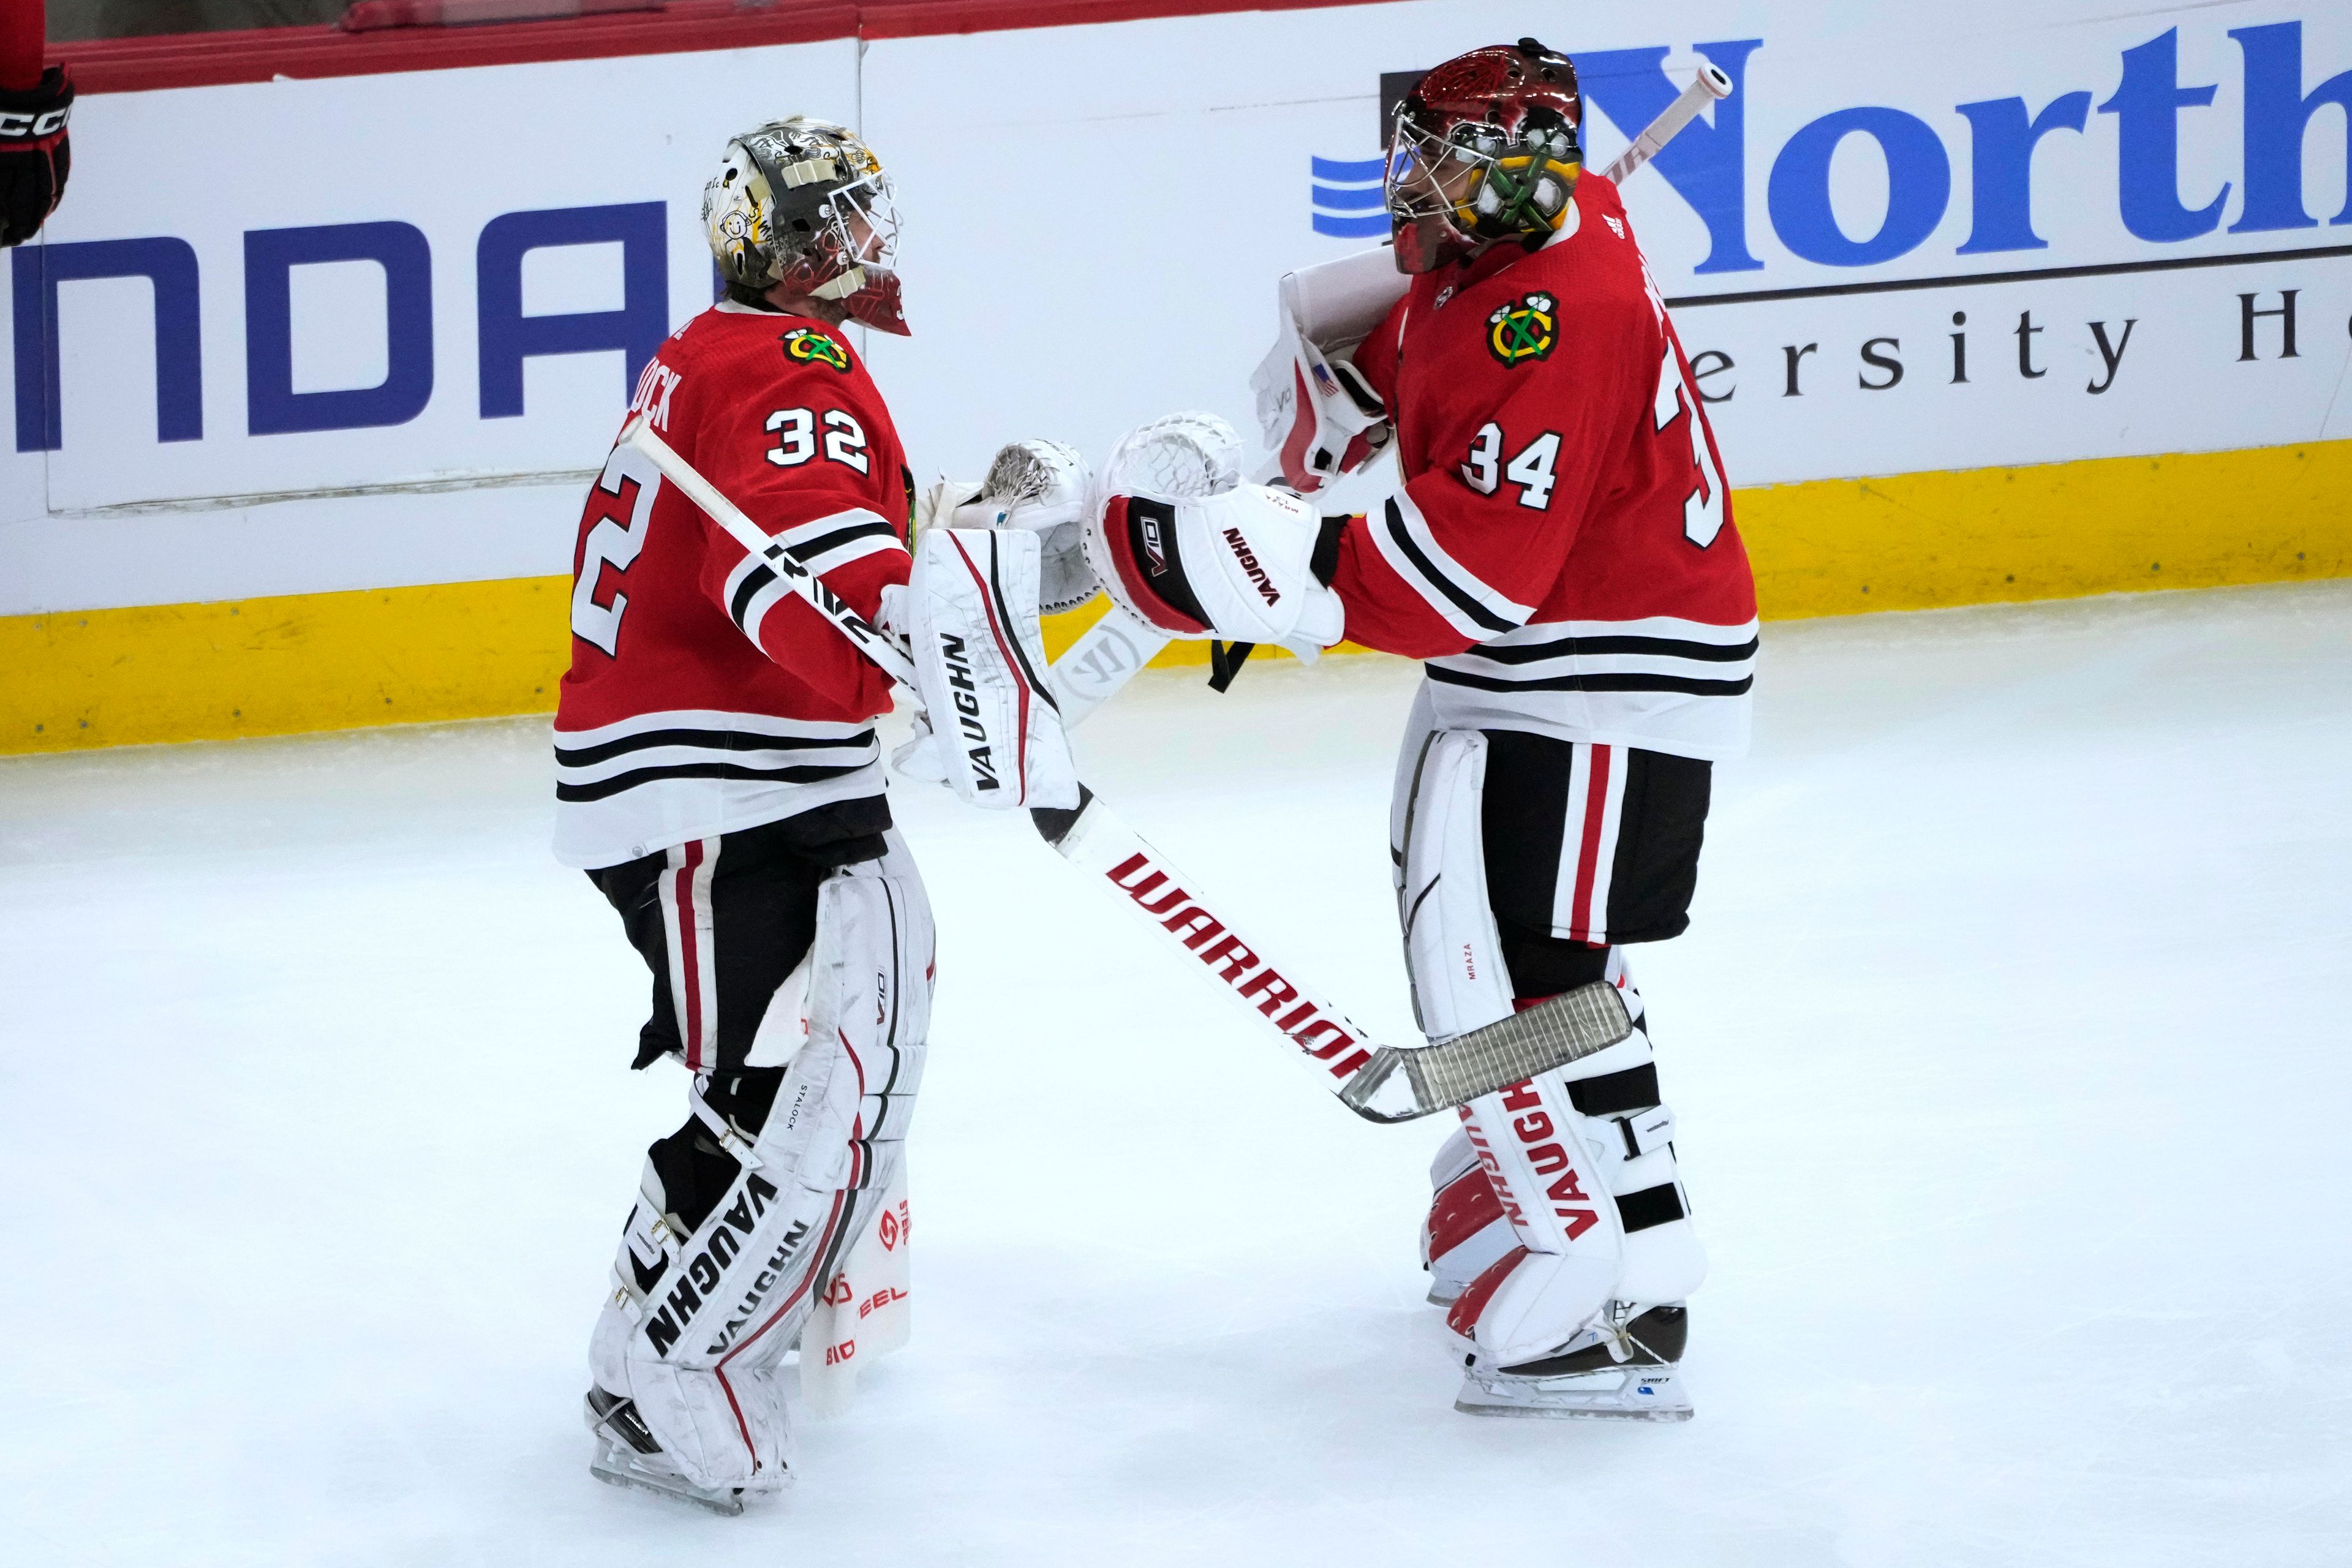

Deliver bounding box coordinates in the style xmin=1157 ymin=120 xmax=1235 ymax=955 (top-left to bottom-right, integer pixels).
xmin=1310 ymin=156 xmax=1387 ymax=238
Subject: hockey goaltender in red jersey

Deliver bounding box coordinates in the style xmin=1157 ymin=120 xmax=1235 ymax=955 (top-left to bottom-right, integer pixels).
xmin=554 ymin=118 xmax=937 ymax=1515
xmin=1078 ymin=38 xmax=1758 ymax=1420
xmin=554 ymin=112 xmax=1078 ymax=1515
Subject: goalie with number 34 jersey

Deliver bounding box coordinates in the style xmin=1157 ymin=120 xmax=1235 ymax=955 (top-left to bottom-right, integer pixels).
xmin=1088 ymin=39 xmax=1758 ymax=1422
xmin=1329 ymin=84 xmax=1757 ymax=754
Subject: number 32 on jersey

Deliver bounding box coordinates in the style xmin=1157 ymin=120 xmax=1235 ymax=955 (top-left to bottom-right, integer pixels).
xmin=571 ymin=442 xmax=662 ymax=657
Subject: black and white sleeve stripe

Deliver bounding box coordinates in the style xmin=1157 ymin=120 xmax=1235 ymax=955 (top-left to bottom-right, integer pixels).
xmin=779 ymin=507 xmax=905 ymax=576
xmin=1366 ymin=490 xmax=1537 ymax=641
xmin=723 ymin=552 xmax=796 ymax=649
xmin=723 ymin=507 xmax=907 ymax=647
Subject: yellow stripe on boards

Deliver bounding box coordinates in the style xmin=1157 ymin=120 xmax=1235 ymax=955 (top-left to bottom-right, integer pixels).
xmin=4 ymin=438 xmax=2346 ymax=756
xmin=1738 ymin=440 xmax=2351 ymax=616
xmin=2 ymin=578 xmax=574 ymax=753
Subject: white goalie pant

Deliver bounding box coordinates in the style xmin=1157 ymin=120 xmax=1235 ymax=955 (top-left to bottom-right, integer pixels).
xmin=1393 ymin=726 xmax=1705 ymax=1368
xmin=590 ymin=844 xmax=932 ymax=1493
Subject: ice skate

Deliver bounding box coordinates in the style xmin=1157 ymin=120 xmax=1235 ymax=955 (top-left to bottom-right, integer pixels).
xmin=583 ymin=1388 xmax=749 ymax=1517
xmin=1453 ymin=1305 xmax=1693 ymax=1422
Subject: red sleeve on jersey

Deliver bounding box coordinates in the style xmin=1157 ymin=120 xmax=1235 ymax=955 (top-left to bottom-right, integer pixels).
xmin=677 ymin=353 xmax=911 ymax=715
xmin=1333 ymin=288 xmax=1651 ymax=659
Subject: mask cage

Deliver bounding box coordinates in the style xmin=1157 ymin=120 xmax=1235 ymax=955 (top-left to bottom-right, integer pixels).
xmin=1384 ymin=108 xmax=1581 ymax=239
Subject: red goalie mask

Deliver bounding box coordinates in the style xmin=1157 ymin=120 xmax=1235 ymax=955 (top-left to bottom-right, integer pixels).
xmin=1385 ymin=39 xmax=1585 ymax=274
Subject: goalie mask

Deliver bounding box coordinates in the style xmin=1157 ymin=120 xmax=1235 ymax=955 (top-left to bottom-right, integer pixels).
xmin=1385 ymin=39 xmax=1583 ymax=275
xmin=704 ymin=117 xmax=909 ymax=335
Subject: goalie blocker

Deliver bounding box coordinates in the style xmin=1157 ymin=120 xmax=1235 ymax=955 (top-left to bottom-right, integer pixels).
xmin=891 ymin=526 xmax=1079 ymax=811
xmin=1080 ymin=473 xmax=1346 ymax=660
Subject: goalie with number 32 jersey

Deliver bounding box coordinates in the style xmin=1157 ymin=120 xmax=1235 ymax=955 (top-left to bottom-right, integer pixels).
xmin=553 ymin=118 xmax=939 ymax=1516
xmin=554 ymin=230 xmax=911 ymax=870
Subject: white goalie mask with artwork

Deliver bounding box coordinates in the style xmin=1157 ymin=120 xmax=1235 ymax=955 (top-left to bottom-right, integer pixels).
xmin=703 ymin=116 xmax=908 ymax=335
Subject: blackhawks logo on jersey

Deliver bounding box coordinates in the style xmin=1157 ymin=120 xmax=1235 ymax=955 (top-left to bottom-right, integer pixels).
xmin=1487 ymin=292 xmax=1558 ymax=366
xmin=782 ymin=327 xmax=851 ymax=373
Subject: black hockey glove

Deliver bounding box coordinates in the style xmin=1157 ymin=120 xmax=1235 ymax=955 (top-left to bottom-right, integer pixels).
xmin=0 ymin=66 xmax=73 ymax=248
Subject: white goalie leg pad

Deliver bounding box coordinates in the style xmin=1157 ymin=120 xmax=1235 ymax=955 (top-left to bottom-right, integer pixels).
xmin=1392 ymin=728 xmax=1517 ymax=1042
xmin=1446 ymin=1074 xmax=1626 ymax=1366
xmin=1389 ymin=718 xmax=1702 ymax=1364
xmin=1445 ymin=978 xmax=1707 ymax=1368
xmin=798 ymin=1155 xmax=913 ymax=1419
xmin=1395 ymin=722 xmax=1542 ymax=1308
xmin=900 ymin=526 xmax=1080 ymax=810
xmin=594 ymin=847 xmax=934 ymax=1493
xmin=1584 ymin=955 xmax=1707 ymax=1316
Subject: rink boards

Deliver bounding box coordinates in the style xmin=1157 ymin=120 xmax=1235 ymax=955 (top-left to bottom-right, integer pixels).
xmin=6 ymin=0 xmax=2350 ymax=751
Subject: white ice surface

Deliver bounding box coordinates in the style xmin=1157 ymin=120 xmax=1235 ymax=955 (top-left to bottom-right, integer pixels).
xmin=4 ymin=583 xmax=2350 ymax=1566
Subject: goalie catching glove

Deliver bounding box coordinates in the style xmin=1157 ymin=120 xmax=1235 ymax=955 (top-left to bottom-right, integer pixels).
xmin=949 ymin=438 xmax=1099 ymax=614
xmin=944 ymin=413 xmax=1249 ymax=618
xmin=1081 ymin=428 xmax=1345 ymax=660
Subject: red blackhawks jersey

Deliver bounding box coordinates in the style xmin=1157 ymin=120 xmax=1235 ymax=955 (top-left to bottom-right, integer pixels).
xmin=552 ymin=301 xmax=913 ymax=870
xmin=1336 ymin=172 xmax=1757 ymax=761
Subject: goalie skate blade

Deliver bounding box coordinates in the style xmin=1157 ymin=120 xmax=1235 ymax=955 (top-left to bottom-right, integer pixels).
xmin=588 ymin=1446 xmax=748 ymax=1517
xmin=1453 ymin=1365 xmax=1693 ymax=1423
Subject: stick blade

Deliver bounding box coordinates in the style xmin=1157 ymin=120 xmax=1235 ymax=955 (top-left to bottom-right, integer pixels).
xmin=1339 ymin=981 xmax=1634 ymax=1120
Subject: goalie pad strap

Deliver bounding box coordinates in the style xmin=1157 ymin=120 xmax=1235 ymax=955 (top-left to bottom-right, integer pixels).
xmin=1616 ymin=1183 xmax=1687 ymax=1233
xmin=1567 ymin=1061 xmax=1660 ymax=1118
xmin=1613 ymin=1103 xmax=1676 ymax=1159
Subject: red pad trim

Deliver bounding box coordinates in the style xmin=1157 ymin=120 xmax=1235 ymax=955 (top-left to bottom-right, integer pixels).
xmin=944 ymin=530 xmax=1031 ymax=801
xmin=1278 ymin=363 xmax=1321 ymax=493
xmin=1445 ymin=1245 xmax=1528 ymax=1341
xmin=1425 ymin=1166 xmax=1506 ymax=1264
xmin=711 ymin=1182 xmax=852 ymax=1468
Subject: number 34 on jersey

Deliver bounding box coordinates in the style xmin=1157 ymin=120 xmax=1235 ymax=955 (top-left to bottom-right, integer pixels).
xmin=1455 ymin=342 xmax=1723 ymax=549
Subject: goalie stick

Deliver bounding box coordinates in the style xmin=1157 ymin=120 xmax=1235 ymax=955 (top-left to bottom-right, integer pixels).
xmin=1598 ymin=61 xmax=1733 ymax=186
xmin=614 ymin=415 xmax=1634 ymax=1123
xmin=1049 ymin=62 xmax=1735 ymax=721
